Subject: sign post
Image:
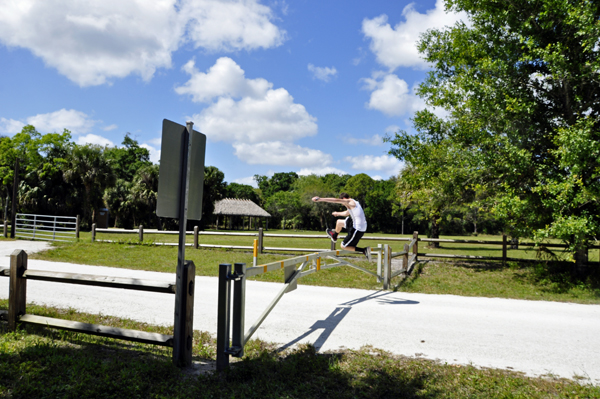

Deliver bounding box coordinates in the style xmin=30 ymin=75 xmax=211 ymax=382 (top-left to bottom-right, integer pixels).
xmin=156 ymin=119 xmax=206 ymax=366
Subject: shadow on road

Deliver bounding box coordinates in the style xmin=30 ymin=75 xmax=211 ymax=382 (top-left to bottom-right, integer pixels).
xmin=280 ymin=290 xmax=419 ymax=352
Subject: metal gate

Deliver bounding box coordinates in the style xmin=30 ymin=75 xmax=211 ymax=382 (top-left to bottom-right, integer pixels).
xmin=15 ymin=213 xmax=79 ymax=242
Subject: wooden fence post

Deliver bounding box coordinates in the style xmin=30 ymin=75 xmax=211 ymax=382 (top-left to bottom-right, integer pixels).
xmin=194 ymin=226 xmax=199 ymax=249
xmin=403 ymin=244 xmax=409 ymax=273
xmin=3 ymin=220 xmax=6 ymax=238
xmin=91 ymin=223 xmax=96 ymax=242
xmin=575 ymin=246 xmax=589 ymax=275
xmin=76 ymin=215 xmax=80 ymax=239
xmin=139 ymin=225 xmax=143 ymax=242
xmin=502 ymin=235 xmax=507 ymax=266
xmin=9 ymin=249 xmax=27 ymax=331
xmin=258 ymin=228 xmax=264 ymax=254
xmin=413 ymin=231 xmax=419 ymax=261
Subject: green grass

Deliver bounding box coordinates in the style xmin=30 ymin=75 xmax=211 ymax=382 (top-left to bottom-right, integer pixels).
xmin=21 ymin=234 xmax=600 ymax=303
xmin=2 ymin=233 xmax=600 ymax=396
xmin=86 ymin=228 xmax=600 ymax=261
xmin=1 ymin=304 xmax=599 ymax=398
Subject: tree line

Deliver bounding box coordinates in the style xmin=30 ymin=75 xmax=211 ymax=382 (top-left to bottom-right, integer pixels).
xmin=0 ymin=125 xmax=505 ymax=236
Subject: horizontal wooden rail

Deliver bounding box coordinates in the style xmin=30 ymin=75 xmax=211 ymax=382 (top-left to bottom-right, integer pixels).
xmin=19 ymin=314 xmax=174 ymax=346
xmin=0 ymin=267 xmax=8 ymax=277
xmin=418 ymin=237 xmax=572 ymax=248
xmin=21 ymin=269 xmax=176 ymax=294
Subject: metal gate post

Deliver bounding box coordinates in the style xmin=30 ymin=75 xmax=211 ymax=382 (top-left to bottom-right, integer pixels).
xmin=173 ymin=260 xmax=195 ymax=366
xmin=8 ymin=249 xmax=27 ymax=331
xmin=383 ymin=244 xmax=391 ymax=289
xmin=217 ymin=263 xmax=232 ymax=371
xmin=231 ymin=263 xmax=246 ymax=358
xmin=376 ymin=244 xmax=382 ymax=282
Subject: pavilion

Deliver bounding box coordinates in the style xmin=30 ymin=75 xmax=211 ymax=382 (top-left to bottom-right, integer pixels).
xmin=213 ymin=198 xmax=271 ymax=230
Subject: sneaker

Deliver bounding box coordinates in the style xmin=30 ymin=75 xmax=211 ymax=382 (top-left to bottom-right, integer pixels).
xmin=326 ymin=228 xmax=338 ymax=242
xmin=364 ymin=247 xmax=372 ymax=262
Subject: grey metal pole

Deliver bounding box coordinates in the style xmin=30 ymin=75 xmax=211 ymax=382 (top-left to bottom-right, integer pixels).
xmin=10 ymin=158 xmax=18 ymax=238
xmin=231 ymin=262 xmax=246 ymax=358
xmin=216 ymin=263 xmax=232 ymax=371
xmin=173 ymin=121 xmax=194 ymax=367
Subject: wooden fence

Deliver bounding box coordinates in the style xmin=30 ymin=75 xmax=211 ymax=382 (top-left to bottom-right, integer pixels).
xmin=90 ymin=225 xmax=598 ymax=265
xmin=0 ymin=249 xmax=196 ymax=366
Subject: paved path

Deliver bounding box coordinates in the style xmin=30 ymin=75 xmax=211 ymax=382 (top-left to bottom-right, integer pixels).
xmin=1 ymin=241 xmax=599 ymax=383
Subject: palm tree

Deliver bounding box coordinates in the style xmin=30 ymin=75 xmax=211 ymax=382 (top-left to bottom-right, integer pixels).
xmin=64 ymin=144 xmax=116 ymax=227
xmin=130 ymin=164 xmax=160 ymax=229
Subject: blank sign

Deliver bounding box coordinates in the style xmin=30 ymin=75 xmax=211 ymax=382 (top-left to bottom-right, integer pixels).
xmin=156 ymin=119 xmax=206 ymax=221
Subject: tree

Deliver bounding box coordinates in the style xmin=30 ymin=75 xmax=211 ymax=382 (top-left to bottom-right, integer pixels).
xmin=65 ymin=144 xmax=116 ymax=227
xmin=131 ymin=164 xmax=160 ymax=229
xmin=103 ymin=179 xmax=135 ymax=228
xmin=265 ymin=191 xmax=302 ymax=230
xmin=388 ymin=0 xmax=600 ymax=260
xmin=200 ymin=166 xmax=227 ymax=229
xmin=343 ymin=173 xmax=375 ymax=207
xmin=104 ymin=133 xmax=151 ymax=181
xmin=254 ymin=172 xmax=298 ymax=200
xmin=225 ymin=182 xmax=260 ymax=204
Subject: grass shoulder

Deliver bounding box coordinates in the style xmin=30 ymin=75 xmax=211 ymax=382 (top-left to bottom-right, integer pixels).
xmin=1 ymin=302 xmax=598 ymax=398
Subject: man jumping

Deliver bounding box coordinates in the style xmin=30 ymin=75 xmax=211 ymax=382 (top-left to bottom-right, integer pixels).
xmin=312 ymin=193 xmax=372 ymax=261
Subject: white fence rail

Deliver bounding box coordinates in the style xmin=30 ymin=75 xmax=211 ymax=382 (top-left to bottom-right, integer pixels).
xmin=15 ymin=213 xmax=79 ymax=242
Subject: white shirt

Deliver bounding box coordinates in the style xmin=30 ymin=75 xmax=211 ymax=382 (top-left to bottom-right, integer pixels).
xmin=348 ymin=199 xmax=367 ymax=232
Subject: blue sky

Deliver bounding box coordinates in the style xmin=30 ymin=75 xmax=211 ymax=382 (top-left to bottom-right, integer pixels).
xmin=0 ymin=0 xmax=466 ymax=186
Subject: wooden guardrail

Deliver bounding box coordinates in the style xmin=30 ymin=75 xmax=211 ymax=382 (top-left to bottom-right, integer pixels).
xmin=1 ymin=249 xmax=195 ymax=364
xmin=90 ymin=224 xmax=598 ymax=264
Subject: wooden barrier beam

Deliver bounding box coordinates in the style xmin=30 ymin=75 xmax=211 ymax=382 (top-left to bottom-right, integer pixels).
xmin=22 ymin=270 xmax=176 ymax=294
xmin=19 ymin=314 xmax=174 ymax=346
xmin=0 ymin=267 xmax=9 ymax=277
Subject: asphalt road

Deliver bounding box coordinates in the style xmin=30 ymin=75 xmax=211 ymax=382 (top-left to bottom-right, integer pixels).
xmin=1 ymin=241 xmax=599 ymax=384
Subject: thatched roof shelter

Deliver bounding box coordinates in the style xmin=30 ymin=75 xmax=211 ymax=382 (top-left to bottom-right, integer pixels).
xmin=213 ymin=199 xmax=270 ymax=217
xmin=213 ymin=198 xmax=270 ymax=230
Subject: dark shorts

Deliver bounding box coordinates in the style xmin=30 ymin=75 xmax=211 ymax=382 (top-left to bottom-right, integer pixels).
xmin=341 ymin=217 xmax=365 ymax=248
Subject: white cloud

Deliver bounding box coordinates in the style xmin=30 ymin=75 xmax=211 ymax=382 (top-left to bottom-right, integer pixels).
xmin=297 ymin=166 xmax=347 ymax=176
xmin=182 ymin=0 xmax=286 ymax=52
xmin=362 ymin=73 xmax=424 ymax=116
xmin=342 ymin=134 xmax=384 ymax=146
xmin=0 ymin=0 xmax=285 ymax=86
xmin=175 ymin=57 xmax=271 ymax=103
xmin=344 ymin=154 xmax=402 ymax=176
xmin=385 ymin=125 xmax=401 ymax=134
xmin=362 ymin=0 xmax=467 ymax=70
xmin=233 ymin=176 xmax=258 ymax=188
xmin=233 ymin=142 xmax=332 ymax=167
xmin=140 ymin=143 xmax=160 ymax=164
xmin=307 ymin=64 xmax=337 ymax=82
xmin=148 ymin=137 xmax=162 ymax=146
xmin=103 ymin=124 xmax=118 ymax=131
xmin=178 ymin=58 xmax=318 ymax=144
xmin=0 ymin=109 xmax=96 ymax=135
xmin=77 ymin=134 xmax=114 ymax=147
xmin=0 ymin=118 xmax=25 ymax=135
